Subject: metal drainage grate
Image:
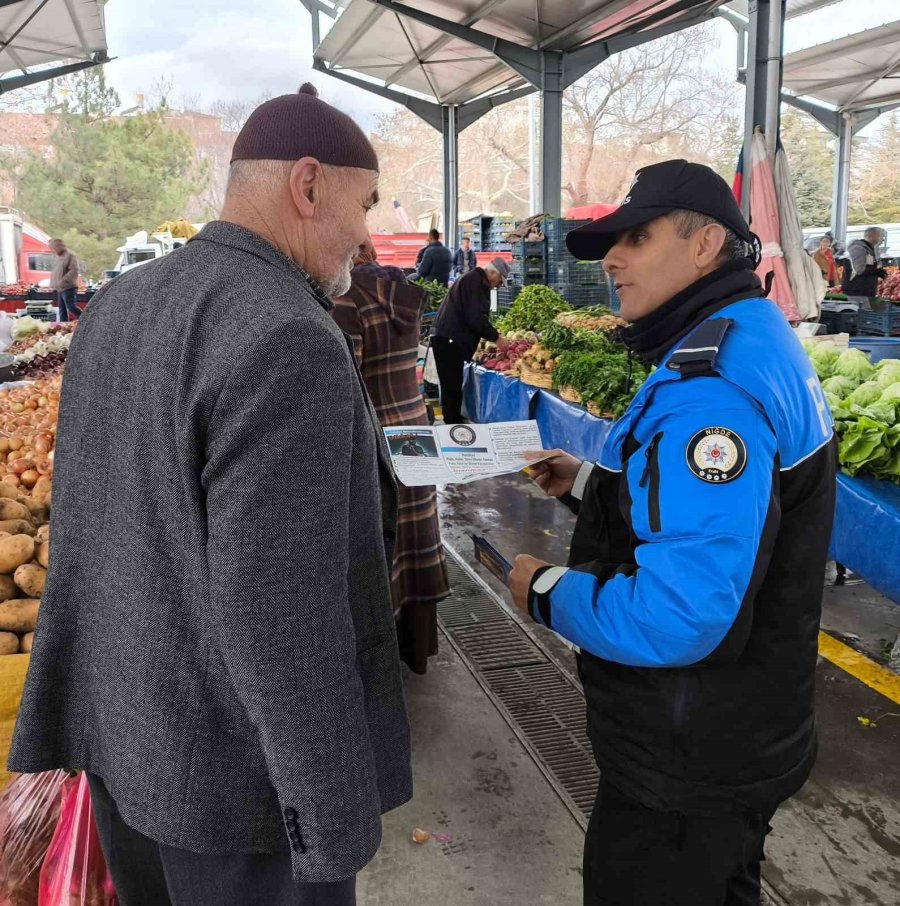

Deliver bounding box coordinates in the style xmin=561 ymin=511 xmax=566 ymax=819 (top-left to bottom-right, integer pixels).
xmin=439 ymin=545 xmax=598 ymax=827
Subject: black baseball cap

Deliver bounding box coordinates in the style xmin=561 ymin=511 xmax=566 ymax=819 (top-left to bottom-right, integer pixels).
xmin=565 ymin=159 xmax=755 ymax=263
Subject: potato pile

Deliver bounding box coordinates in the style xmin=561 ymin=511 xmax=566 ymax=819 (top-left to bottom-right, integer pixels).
xmin=0 ymin=374 xmax=60 ymax=491
xmin=0 ymin=477 xmax=50 ymax=655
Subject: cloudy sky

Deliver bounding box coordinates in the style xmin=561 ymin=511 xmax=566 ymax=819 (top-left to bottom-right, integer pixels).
xmin=102 ymin=0 xmax=898 ymax=127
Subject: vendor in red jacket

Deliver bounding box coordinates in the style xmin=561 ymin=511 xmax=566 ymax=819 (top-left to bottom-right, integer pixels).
xmin=430 ymin=258 xmax=510 ymax=424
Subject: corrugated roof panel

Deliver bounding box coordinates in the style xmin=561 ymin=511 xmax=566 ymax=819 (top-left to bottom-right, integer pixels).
xmin=0 ymin=0 xmax=107 ymax=77
xmin=783 ymin=21 xmax=900 ymax=111
xmin=316 ymin=0 xmax=727 ymax=104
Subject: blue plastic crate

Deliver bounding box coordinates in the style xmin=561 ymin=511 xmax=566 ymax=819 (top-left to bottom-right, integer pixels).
xmin=568 ymin=260 xmax=604 ymax=285
xmin=550 ymin=282 xmax=610 ymax=309
xmin=544 ymin=218 xmax=591 ymax=240
xmin=858 ymin=304 xmax=900 ymax=337
xmin=849 ymin=336 xmax=900 ymax=363
xmin=514 ymin=240 xmax=546 ymax=258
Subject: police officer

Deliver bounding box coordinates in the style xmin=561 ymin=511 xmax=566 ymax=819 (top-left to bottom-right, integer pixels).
xmin=509 ymin=160 xmax=836 ymax=906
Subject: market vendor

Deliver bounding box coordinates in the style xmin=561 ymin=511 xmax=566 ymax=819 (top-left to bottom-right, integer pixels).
xmin=509 ymin=160 xmax=836 ymax=906
xmin=430 ymin=258 xmax=511 ymax=424
xmin=844 ymin=226 xmax=887 ymax=301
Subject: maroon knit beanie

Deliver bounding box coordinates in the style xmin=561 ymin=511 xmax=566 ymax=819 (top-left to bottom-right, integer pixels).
xmin=230 ymin=83 xmax=378 ymax=171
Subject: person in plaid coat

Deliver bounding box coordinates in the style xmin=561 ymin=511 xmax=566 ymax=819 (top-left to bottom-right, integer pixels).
xmin=333 ymin=248 xmax=450 ymax=674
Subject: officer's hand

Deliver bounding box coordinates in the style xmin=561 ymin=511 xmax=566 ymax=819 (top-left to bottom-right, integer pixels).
xmin=525 ymin=451 xmax=583 ymax=498
xmin=510 ymin=554 xmax=550 ymax=614
xmin=496 ymin=336 xmax=510 ymax=352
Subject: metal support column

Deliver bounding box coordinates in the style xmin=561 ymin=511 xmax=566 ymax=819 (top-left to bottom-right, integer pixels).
xmin=442 ymin=105 xmax=459 ymax=243
xmin=742 ymin=0 xmax=771 ymax=216
xmin=831 ymin=113 xmax=853 ymax=241
xmin=541 ymin=53 xmax=564 ymax=217
xmin=764 ymin=0 xmax=785 ymax=154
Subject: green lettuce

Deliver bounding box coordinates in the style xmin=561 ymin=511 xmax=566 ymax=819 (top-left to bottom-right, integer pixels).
xmin=809 ymin=343 xmax=842 ymax=380
xmin=834 ymin=348 xmax=876 ymax=384
xmin=821 ymin=375 xmax=858 ymax=399
xmin=846 ymin=381 xmax=883 ymax=408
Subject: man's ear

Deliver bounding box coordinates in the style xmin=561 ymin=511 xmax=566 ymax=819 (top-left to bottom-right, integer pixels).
xmin=695 ymin=223 xmax=727 ymax=269
xmin=289 ymin=158 xmax=322 ymax=218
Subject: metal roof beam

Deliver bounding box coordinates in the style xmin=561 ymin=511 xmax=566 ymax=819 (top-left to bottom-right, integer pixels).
xmin=456 ymin=84 xmax=535 ymax=130
xmin=368 ymin=0 xmax=544 ymax=84
xmin=0 ymin=52 xmax=106 ymax=95
xmin=780 ymin=92 xmax=840 ymax=132
xmin=313 ymin=58 xmax=444 ymax=128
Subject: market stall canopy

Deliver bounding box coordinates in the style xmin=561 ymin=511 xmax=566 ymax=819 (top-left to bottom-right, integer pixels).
xmin=782 ymin=20 xmax=900 ymax=113
xmin=314 ymin=0 xmax=728 ymax=105
xmin=726 ymin=0 xmax=840 ymax=19
xmin=0 ymin=0 xmax=108 ymax=87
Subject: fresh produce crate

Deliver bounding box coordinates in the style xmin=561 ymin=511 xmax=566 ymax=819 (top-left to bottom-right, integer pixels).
xmin=858 ymin=304 xmax=900 ymax=337
xmin=803 ymin=332 xmax=850 ymax=350
xmin=544 ymin=218 xmax=591 ymax=241
xmin=568 ymin=261 xmax=605 ymax=285
xmin=848 ymin=336 xmax=900 ymax=363
xmin=551 ymin=282 xmax=610 ymax=309
xmin=820 ymin=309 xmax=858 ymax=336
xmin=497 ymin=285 xmax=522 ymax=310
xmin=513 ymin=256 xmax=548 ymax=277
xmin=514 ymin=240 xmax=546 ymax=259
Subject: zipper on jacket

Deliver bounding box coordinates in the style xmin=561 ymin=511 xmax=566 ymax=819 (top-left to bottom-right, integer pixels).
xmin=638 ymin=432 xmax=663 ymax=533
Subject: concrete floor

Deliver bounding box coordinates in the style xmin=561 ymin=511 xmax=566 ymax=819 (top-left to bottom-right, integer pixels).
xmin=359 ymin=474 xmax=900 ymax=905
xmin=358 ymin=640 xmax=585 ymax=905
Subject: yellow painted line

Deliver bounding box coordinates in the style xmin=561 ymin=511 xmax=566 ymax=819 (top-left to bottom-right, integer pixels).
xmin=819 ymin=631 xmax=900 ymax=705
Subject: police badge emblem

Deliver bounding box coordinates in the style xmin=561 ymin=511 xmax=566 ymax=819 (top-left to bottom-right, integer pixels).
xmin=686 ymin=427 xmax=748 ymax=484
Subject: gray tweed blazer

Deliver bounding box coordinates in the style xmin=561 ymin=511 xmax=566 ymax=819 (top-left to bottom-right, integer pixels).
xmin=9 ymin=221 xmax=412 ymax=882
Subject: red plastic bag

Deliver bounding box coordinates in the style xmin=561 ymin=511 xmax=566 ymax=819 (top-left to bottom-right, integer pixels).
xmin=38 ymin=774 xmax=116 ymax=906
xmin=0 ymin=770 xmax=68 ymax=906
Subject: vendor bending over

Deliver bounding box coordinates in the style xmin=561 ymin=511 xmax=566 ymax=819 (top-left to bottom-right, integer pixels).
xmin=509 ymin=160 xmax=836 ymax=906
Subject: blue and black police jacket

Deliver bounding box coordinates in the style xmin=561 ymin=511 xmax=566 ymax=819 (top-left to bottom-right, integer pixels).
xmin=528 ymin=294 xmax=837 ymax=815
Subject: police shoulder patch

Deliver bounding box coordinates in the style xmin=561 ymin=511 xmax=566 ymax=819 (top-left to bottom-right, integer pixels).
xmin=686 ymin=427 xmax=748 ymax=484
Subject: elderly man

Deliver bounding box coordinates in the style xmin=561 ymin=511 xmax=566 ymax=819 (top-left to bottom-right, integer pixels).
xmin=844 ymin=226 xmax=887 ymax=301
xmin=430 ymin=257 xmax=510 ymax=424
xmin=511 ymin=160 xmax=836 ymax=906
xmin=49 ymin=238 xmax=81 ymax=320
xmin=9 ymin=85 xmax=411 ymax=906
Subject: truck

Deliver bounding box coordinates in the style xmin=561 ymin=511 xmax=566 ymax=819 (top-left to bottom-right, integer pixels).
xmin=107 ymin=221 xmax=204 ymax=281
xmin=0 ymin=208 xmax=56 ymax=289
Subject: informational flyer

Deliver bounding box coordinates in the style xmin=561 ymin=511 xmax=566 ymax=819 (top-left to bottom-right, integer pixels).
xmin=384 ymin=420 xmax=554 ymax=487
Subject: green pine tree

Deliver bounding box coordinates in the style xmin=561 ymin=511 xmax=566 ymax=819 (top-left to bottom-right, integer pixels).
xmin=780 ymin=110 xmax=834 ymax=230
xmin=8 ymin=68 xmax=206 ymax=279
xmin=849 ymin=112 xmax=900 ymax=225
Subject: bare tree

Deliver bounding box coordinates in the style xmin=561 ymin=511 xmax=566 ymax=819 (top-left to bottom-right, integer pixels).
xmin=207 ymin=94 xmax=272 ymax=132
xmin=562 ymin=25 xmax=741 ymax=206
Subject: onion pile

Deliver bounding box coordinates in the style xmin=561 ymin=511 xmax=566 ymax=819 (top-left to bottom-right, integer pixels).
xmin=0 ymin=377 xmax=60 ymax=487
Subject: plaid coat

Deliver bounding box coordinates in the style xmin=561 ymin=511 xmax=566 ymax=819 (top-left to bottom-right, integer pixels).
xmin=333 ymin=267 xmax=450 ymax=674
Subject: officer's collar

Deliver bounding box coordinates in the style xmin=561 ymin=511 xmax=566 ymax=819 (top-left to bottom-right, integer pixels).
xmin=620 ymin=260 xmax=763 ymax=367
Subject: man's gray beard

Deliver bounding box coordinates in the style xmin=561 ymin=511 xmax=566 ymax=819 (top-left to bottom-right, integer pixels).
xmin=319 ymin=264 xmax=353 ymax=298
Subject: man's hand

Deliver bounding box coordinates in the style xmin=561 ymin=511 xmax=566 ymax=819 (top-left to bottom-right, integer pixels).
xmin=509 ymin=554 xmax=551 ymax=615
xmin=496 ymin=336 xmax=510 ymax=352
xmin=525 ymin=451 xmax=584 ymax=499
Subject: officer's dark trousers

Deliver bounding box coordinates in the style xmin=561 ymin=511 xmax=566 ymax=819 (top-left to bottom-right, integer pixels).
xmin=430 ymin=336 xmax=467 ymax=424
xmin=584 ymin=779 xmax=775 ymax=906
xmin=87 ymin=775 xmax=356 ymax=906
